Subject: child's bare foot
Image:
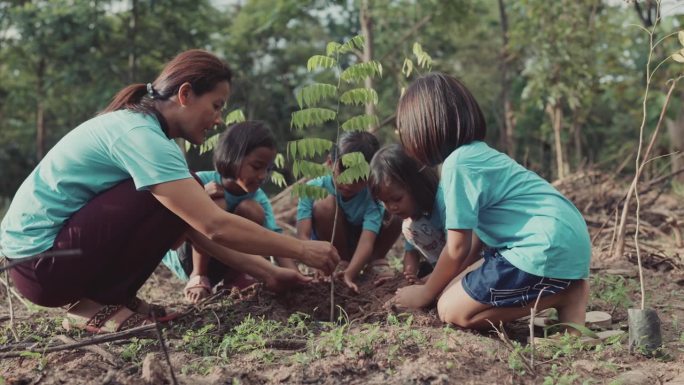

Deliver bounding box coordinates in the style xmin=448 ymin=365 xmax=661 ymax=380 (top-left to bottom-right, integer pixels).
xmin=370 ymin=258 xmax=395 ymax=286
xmin=184 ymin=275 xmax=211 ymax=304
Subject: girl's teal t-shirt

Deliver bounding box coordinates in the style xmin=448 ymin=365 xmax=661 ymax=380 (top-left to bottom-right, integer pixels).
xmin=440 ymin=141 xmax=591 ymax=279
xmin=0 ymin=110 xmax=191 ymax=259
xmin=162 ymin=170 xmax=283 ymax=281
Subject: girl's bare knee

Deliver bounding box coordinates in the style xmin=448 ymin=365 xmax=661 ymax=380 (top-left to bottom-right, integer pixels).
xmin=234 ymin=199 xmax=265 ymax=225
xmin=437 ymin=298 xmax=468 ymax=327
xmin=312 ymin=195 xmax=336 ymax=223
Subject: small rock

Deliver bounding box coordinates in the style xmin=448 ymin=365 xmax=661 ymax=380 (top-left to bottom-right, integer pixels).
xmin=612 ymin=370 xmax=653 ymax=385
xmin=665 ymin=372 xmax=684 ymax=385
xmin=141 ymin=353 xmax=167 ymax=384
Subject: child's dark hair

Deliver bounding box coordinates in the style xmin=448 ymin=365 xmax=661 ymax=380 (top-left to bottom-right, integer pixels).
xmin=370 ymin=144 xmax=439 ymax=216
xmin=102 ymin=49 xmax=233 ymax=134
xmin=214 ymin=121 xmax=276 ymax=179
xmin=332 ymin=131 xmax=380 ymax=166
xmin=397 ymin=72 xmax=486 ymax=166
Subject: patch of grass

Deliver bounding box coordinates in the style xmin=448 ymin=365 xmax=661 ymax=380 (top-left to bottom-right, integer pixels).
xmin=120 ymin=337 xmax=155 ymax=364
xmin=182 ymin=323 xmax=218 ymax=356
xmin=542 ymin=364 xmax=580 ymax=385
xmin=590 ymin=274 xmax=637 ymax=310
xmin=180 ymin=357 xmax=220 ymax=376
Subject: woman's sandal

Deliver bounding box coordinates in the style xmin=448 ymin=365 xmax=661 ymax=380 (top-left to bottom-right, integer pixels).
xmin=184 ymin=275 xmax=212 ymax=304
xmin=62 ymin=299 xmax=152 ymax=334
xmin=127 ymin=297 xmax=179 ymax=322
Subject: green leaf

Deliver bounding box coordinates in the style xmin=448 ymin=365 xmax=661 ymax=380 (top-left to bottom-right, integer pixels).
xmin=292 ymin=159 xmax=330 ymax=178
xmin=326 ymin=42 xmax=342 ymax=56
xmin=292 ymin=184 xmax=330 ymax=200
xmin=225 ymin=109 xmax=246 ymax=125
xmin=336 ymin=152 xmax=370 ymax=184
xmin=679 ymin=31 xmax=684 ymax=46
xmin=287 ymin=138 xmax=334 ymax=159
xmin=296 ymin=83 xmax=338 ymax=108
xmin=412 ymin=42 xmax=433 ymax=69
xmin=338 ymin=35 xmax=365 ymax=54
xmin=340 ymin=61 xmax=383 ymax=83
xmin=291 ymin=108 xmax=337 ymax=129
xmin=402 ymin=58 xmax=414 ymax=78
xmin=199 ymin=133 xmax=220 ymax=155
xmin=307 ymin=55 xmax=337 ymax=71
xmin=341 ymin=114 xmax=379 ymax=131
xmin=270 ymin=171 xmax=287 ymax=188
xmin=274 ymin=153 xmax=285 ymax=169
xmin=339 ymin=88 xmax=378 ymax=106
xmin=673 ymin=52 xmax=684 ymax=63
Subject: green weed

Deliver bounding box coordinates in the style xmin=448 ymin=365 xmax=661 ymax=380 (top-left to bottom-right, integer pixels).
xmin=182 ymin=323 xmax=218 ymax=356
xmin=120 ymin=337 xmax=155 ymax=363
xmin=590 ymin=275 xmax=637 ymax=310
xmin=542 ymin=364 xmax=579 ymax=385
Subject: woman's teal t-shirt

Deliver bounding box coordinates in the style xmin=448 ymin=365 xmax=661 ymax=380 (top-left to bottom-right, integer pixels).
xmin=0 ymin=110 xmax=191 ymax=259
xmin=440 ymin=141 xmax=591 ymax=279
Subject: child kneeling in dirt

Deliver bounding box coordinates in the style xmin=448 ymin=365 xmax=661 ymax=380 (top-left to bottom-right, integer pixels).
xmin=296 ymin=131 xmax=402 ymax=293
xmin=392 ymin=73 xmax=591 ymax=331
xmin=164 ymin=121 xmax=306 ymax=303
xmin=370 ymin=144 xmax=446 ymax=284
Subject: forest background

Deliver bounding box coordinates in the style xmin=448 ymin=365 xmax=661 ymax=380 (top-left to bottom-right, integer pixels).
xmin=1 ymin=0 xmax=683 ymax=208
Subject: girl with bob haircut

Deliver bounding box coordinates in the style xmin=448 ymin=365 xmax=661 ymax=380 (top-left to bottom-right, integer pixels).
xmin=164 ymin=121 xmax=307 ymax=303
xmin=369 ymin=144 xmax=445 ymax=283
xmin=1 ymin=49 xmax=339 ymax=334
xmin=393 ymin=72 xmax=591 ymax=332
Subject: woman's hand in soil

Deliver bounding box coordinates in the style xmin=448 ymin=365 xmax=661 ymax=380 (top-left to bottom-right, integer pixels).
xmin=298 ymin=240 xmax=340 ymax=275
xmin=393 ymin=284 xmax=433 ymax=309
xmin=204 ymin=181 xmax=224 ymax=199
xmin=265 ymin=267 xmax=312 ymax=292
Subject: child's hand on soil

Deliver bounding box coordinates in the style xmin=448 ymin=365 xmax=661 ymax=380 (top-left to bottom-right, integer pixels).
xmin=265 ymin=267 xmax=312 ymax=292
xmin=393 ymin=284 xmax=433 ymax=309
xmin=342 ymin=270 xmax=359 ymax=294
xmin=204 ymin=181 xmax=225 ymax=199
xmin=402 ymin=252 xmax=420 ymax=284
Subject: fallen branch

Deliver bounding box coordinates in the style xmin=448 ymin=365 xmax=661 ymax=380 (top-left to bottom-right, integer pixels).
xmin=0 ymin=323 xmax=156 ymax=359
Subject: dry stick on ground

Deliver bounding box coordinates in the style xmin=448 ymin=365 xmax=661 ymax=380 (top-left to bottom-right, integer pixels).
xmin=54 ymin=335 xmax=121 ymax=367
xmin=151 ymin=315 xmax=178 ymax=385
xmin=1 ymin=257 xmax=19 ymax=343
xmin=487 ymin=320 xmax=536 ymax=376
xmin=0 ymin=323 xmax=156 ymax=359
xmin=528 ymin=287 xmax=549 ymax=370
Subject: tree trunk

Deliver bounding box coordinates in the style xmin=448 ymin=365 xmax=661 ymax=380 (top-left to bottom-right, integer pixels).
xmin=360 ymin=0 xmax=376 ymax=131
xmin=35 ymin=57 xmax=46 ymax=161
xmin=498 ymin=0 xmax=516 ymax=157
xmin=546 ymin=102 xmax=565 ymax=180
xmin=572 ymin=112 xmax=582 ymax=169
xmin=127 ymin=0 xmax=138 ymax=83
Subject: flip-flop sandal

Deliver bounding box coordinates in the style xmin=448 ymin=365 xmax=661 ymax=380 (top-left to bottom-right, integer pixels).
xmin=184 ymin=275 xmax=212 ymax=304
xmin=127 ymin=297 xmax=179 ymax=322
xmin=533 ymin=310 xmax=612 ymax=329
xmin=63 ymin=302 xmax=152 ymax=334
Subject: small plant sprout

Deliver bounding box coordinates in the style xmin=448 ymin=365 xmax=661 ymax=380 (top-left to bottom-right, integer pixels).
xmin=288 ymin=35 xmax=382 ymax=321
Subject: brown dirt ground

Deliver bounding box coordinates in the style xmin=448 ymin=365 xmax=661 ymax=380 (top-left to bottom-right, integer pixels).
xmin=1 ymin=179 xmax=684 ymax=384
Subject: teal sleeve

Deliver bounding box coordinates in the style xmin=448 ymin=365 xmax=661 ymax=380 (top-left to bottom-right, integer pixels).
xmin=361 ymin=201 xmax=383 ymax=234
xmin=441 ymin=163 xmax=481 ymax=230
xmin=195 ymin=171 xmax=220 ymax=186
xmin=404 ymin=239 xmax=415 ymax=252
xmin=110 ymin=127 xmax=191 ymax=190
xmin=255 ymin=190 xmax=282 ymax=233
xmin=296 ymin=177 xmax=327 ymax=222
